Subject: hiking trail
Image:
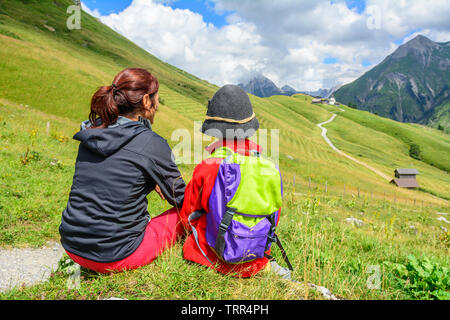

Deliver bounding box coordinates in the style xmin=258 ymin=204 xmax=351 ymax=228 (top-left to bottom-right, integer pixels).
xmin=316 ymin=107 xmax=391 ymax=181
xmin=0 ymin=241 xmax=64 ymax=293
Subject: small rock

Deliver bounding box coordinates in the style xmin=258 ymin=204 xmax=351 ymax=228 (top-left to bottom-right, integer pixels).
xmin=43 ymin=24 xmax=56 ymax=32
xmin=437 ymin=217 xmax=450 ymax=224
xmin=309 ymin=283 xmax=340 ymax=301
xmin=408 ymin=225 xmax=418 ymax=235
xmin=345 ymin=217 xmax=364 ymax=227
xmin=287 ymin=155 xmax=294 ymax=160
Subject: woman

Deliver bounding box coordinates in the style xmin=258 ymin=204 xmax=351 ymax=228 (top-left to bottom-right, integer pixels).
xmin=178 ymin=84 xmax=280 ymax=278
xmin=59 ymin=68 xmax=186 ymax=273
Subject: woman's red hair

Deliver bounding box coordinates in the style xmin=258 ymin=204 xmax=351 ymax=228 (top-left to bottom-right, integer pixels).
xmin=89 ymin=68 xmax=159 ymax=128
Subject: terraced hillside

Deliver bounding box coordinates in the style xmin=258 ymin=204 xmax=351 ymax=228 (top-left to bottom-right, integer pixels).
xmin=274 ymin=95 xmax=450 ymax=201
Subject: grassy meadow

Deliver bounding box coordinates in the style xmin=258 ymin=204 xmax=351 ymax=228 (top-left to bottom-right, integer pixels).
xmin=0 ymin=0 xmax=448 ymax=300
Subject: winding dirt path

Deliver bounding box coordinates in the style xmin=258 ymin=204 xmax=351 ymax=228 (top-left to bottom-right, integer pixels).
xmin=317 ymin=108 xmax=391 ymax=181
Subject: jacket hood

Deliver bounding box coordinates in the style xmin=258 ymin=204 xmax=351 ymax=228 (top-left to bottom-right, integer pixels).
xmin=73 ymin=117 xmax=150 ymax=157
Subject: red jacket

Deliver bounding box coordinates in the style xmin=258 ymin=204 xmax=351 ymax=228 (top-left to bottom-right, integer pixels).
xmin=179 ymin=139 xmax=275 ymax=278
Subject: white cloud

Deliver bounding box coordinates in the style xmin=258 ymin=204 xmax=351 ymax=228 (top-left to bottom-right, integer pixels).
xmin=82 ymin=0 xmax=450 ymax=91
xmin=366 ymin=0 xmax=450 ymax=38
xmin=81 ymin=2 xmax=101 ymax=18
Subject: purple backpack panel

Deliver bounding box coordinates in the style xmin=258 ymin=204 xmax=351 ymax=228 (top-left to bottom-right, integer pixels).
xmin=205 ymin=160 xmax=279 ymax=263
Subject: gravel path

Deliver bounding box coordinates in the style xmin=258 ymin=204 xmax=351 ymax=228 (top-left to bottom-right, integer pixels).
xmin=317 ymin=108 xmax=391 ymax=181
xmin=0 ymin=241 xmax=65 ymax=293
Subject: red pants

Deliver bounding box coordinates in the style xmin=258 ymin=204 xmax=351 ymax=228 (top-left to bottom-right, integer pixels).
xmin=66 ymin=208 xmax=185 ymax=273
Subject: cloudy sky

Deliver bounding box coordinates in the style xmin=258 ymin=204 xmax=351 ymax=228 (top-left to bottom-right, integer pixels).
xmin=81 ymin=0 xmax=450 ymax=91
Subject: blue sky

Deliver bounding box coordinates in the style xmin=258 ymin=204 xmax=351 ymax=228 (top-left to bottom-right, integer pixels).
xmin=323 ymin=57 xmax=338 ymax=65
xmin=82 ymin=0 xmax=231 ymax=27
xmin=345 ymin=0 xmax=366 ymax=14
xmin=84 ymin=0 xmax=368 ymax=30
xmin=82 ymin=0 xmax=132 ymax=15
xmin=165 ymin=0 xmax=231 ymax=27
xmin=323 ymin=57 xmax=370 ymax=67
xmin=393 ymin=29 xmax=423 ymax=45
xmin=84 ymin=0 xmax=367 ymax=27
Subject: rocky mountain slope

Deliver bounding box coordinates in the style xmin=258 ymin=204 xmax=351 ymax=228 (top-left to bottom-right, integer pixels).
xmin=334 ymin=35 xmax=450 ymax=130
xmin=238 ymin=73 xmax=283 ymax=97
xmin=239 ymin=74 xmax=334 ymax=98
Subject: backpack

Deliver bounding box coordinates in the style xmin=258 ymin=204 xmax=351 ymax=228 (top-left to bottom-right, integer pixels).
xmin=188 ymin=147 xmax=293 ymax=270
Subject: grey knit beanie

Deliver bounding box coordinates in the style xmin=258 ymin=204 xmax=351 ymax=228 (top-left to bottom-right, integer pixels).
xmin=201 ymin=85 xmax=259 ymax=139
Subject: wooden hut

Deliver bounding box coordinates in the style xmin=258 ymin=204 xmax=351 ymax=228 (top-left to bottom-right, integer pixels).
xmin=390 ymin=168 xmax=420 ymax=188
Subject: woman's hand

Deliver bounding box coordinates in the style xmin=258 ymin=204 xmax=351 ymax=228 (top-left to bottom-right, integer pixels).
xmin=155 ymin=185 xmax=166 ymax=201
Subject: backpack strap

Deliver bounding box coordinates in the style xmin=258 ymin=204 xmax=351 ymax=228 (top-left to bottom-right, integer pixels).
xmin=265 ymin=213 xmax=277 ymax=252
xmin=265 ymin=233 xmax=293 ymax=271
xmin=209 ymin=146 xmax=234 ymax=159
xmin=188 ymin=210 xmax=214 ymax=266
xmin=214 ymin=207 xmax=237 ymax=258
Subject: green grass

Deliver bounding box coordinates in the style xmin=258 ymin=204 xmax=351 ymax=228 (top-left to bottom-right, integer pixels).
xmin=0 ymin=102 xmax=78 ymax=247
xmin=1 ymin=176 xmax=448 ymax=300
xmin=317 ymin=104 xmax=450 ymax=200
xmin=0 ymin=102 xmax=449 ymax=300
xmin=334 ymin=105 xmax=450 ymax=173
xmin=0 ymin=1 xmax=449 ymax=300
xmin=425 ymin=101 xmax=450 ymax=133
xmin=2 ymin=105 xmax=446 ymax=299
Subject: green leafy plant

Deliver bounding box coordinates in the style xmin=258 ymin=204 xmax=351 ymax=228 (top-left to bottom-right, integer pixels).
xmin=346 ymin=258 xmax=364 ymax=275
xmin=345 ymin=199 xmax=356 ymax=209
xmin=20 ymin=148 xmax=41 ymax=165
xmin=302 ymin=197 xmax=320 ymax=215
xmin=51 ymin=132 xmax=69 ymax=143
xmin=54 ymin=254 xmax=79 ymax=278
xmin=30 ymin=128 xmax=38 ymax=146
xmin=438 ymin=228 xmax=450 ymax=249
xmin=384 ymin=255 xmax=450 ymax=300
xmin=49 ymin=158 xmax=64 ymax=169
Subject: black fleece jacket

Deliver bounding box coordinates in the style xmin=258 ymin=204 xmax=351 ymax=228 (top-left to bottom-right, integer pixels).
xmin=59 ymin=117 xmax=185 ymax=263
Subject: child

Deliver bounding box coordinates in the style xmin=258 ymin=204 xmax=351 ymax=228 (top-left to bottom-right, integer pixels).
xmin=179 ymin=84 xmax=284 ymax=278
